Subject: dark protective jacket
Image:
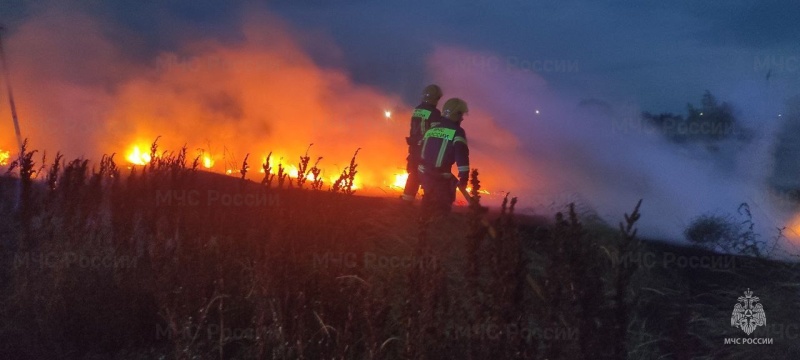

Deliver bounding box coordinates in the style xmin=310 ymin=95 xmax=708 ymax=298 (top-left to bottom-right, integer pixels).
xmin=407 ymin=102 xmax=441 ymax=148
xmin=418 ymin=117 xmax=470 ymax=186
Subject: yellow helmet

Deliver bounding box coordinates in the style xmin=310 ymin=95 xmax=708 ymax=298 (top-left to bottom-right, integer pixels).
xmin=442 ymin=98 xmax=468 ymax=120
xmin=422 ymin=84 xmax=443 ymax=103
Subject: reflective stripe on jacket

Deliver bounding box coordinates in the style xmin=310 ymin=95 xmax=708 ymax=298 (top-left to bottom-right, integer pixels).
xmin=419 ymin=117 xmax=469 ymax=182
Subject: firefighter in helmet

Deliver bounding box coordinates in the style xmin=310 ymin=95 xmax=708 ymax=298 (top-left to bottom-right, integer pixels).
xmin=401 ymin=84 xmax=443 ymax=202
xmin=418 ymin=97 xmax=470 ymax=215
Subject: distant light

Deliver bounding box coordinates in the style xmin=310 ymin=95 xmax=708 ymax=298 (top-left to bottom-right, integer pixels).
xmin=384 ymin=110 xmax=391 ymax=118
xmin=699 ymin=112 xmax=703 ymax=116
xmin=535 ymin=109 xmax=540 ymax=115
xmin=778 ymin=114 xmax=783 ymax=117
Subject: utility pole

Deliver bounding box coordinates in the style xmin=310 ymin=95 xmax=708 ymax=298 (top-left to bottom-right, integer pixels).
xmin=0 ymin=24 xmax=23 ymax=217
xmin=0 ymin=24 xmax=23 ymax=151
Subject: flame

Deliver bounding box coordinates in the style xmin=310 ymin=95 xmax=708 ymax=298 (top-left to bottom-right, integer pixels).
xmin=290 ymin=167 xmax=316 ymax=182
xmin=393 ymin=173 xmax=408 ymax=188
xmin=1 ymin=9 xmax=536 ymax=213
xmin=126 ymin=145 xmax=151 ymax=165
xmin=118 ymin=142 xmax=479 ymax=196
xmin=259 ymin=156 xmax=327 ymax=182
xmin=202 ymin=155 xmax=214 ymax=169
xmin=466 ymin=188 xmax=491 ymax=195
xmin=0 ymin=149 xmax=10 ymax=166
xmin=287 ymin=165 xmax=300 ymax=179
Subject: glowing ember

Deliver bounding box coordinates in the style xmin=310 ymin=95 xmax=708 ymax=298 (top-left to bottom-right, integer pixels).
xmin=126 ymin=146 xmax=152 ymax=165
xmin=0 ymin=149 xmax=10 ymax=166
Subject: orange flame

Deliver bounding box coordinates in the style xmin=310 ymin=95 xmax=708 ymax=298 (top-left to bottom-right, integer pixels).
xmin=0 ymin=149 xmax=10 ymax=166
xmin=467 ymin=188 xmax=491 ymax=195
xmin=120 ymin=140 xmax=484 ymax=197
xmin=1 ymin=10 xmax=534 ymax=206
xmin=393 ymin=173 xmax=408 ymax=188
xmin=125 ymin=145 xmax=151 ymax=165
xmin=202 ymin=155 xmax=214 ymax=169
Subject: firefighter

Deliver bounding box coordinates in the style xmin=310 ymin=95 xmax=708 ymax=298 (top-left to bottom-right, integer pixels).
xmin=418 ymin=97 xmax=470 ymax=215
xmin=401 ymin=84 xmax=443 ymax=202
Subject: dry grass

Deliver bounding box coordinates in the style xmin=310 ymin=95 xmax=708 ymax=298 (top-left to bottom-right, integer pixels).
xmin=0 ymin=139 xmax=799 ymax=359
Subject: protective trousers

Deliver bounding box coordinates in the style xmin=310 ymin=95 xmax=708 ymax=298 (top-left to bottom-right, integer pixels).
xmin=420 ymin=170 xmax=457 ymax=215
xmin=402 ymin=141 xmax=421 ymax=201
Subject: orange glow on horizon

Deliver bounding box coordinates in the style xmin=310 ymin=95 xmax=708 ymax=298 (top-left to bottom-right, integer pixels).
xmin=785 ymin=214 xmax=800 ymax=243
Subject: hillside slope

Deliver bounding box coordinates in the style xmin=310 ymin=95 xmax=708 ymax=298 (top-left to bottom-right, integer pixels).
xmin=1 ymin=157 xmax=799 ymax=359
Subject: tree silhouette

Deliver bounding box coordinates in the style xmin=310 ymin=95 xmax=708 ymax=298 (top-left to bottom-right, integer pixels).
xmin=642 ymin=90 xmax=751 ymax=146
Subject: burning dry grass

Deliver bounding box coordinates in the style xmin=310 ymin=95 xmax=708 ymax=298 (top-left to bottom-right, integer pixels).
xmin=0 ymin=149 xmax=9 ymax=166
xmin=1 ymin=141 xmax=800 ymax=359
xmin=0 ymin=11 xmax=543 ymax=200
